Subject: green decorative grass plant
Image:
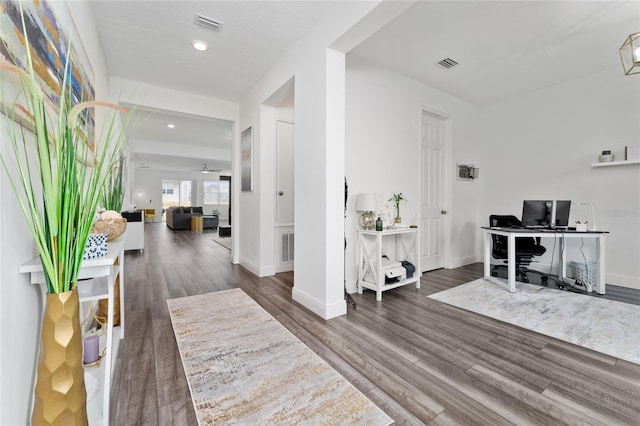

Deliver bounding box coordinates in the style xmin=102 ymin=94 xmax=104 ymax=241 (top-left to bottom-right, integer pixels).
xmin=101 ymin=154 xmax=127 ymax=212
xmin=0 ymin=8 xmax=132 ymax=294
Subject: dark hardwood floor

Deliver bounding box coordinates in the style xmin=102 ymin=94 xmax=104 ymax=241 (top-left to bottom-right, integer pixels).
xmin=110 ymin=224 xmax=640 ymax=425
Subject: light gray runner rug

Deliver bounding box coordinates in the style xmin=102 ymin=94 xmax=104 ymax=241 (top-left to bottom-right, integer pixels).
xmin=167 ymin=288 xmax=393 ymax=425
xmin=211 ymin=234 xmax=231 ymax=250
xmin=429 ymin=278 xmax=640 ymax=365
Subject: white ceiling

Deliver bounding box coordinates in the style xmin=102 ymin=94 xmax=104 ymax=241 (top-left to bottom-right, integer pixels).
xmin=90 ymin=1 xmax=348 ymax=102
xmin=125 ymin=105 xmax=233 ymax=173
xmin=350 ymin=1 xmax=640 ymax=106
xmin=91 ymin=0 xmax=349 ymax=174
xmin=90 ymin=1 xmax=640 ymax=172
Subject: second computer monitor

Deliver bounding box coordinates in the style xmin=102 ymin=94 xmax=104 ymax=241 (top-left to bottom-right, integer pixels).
xmin=554 ymin=200 xmax=571 ymax=227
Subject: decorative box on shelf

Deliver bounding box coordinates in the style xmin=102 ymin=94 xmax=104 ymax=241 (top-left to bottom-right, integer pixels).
xmin=83 ymin=233 xmax=107 ymax=260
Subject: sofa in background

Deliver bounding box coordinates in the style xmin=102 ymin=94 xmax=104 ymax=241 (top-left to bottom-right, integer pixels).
xmin=166 ymin=206 xmax=218 ymax=230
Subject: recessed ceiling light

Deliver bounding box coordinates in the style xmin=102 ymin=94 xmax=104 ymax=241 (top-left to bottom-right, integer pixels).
xmin=167 ymin=124 xmax=175 ymax=129
xmin=192 ymin=40 xmax=208 ymax=52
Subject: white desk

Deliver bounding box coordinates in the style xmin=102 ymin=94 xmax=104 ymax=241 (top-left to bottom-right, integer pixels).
xmin=357 ymin=228 xmax=420 ymax=301
xmin=482 ymin=227 xmax=607 ymax=294
xmin=20 ymin=236 xmax=125 ymax=426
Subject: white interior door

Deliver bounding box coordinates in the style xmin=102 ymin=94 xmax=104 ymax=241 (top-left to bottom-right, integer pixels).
xmin=420 ymin=111 xmax=447 ymax=271
xmin=276 ymin=120 xmax=294 ymax=225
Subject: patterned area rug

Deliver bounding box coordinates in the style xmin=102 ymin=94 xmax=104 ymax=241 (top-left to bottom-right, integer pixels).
xmin=429 ymin=278 xmax=640 ymax=365
xmin=167 ymin=289 xmax=393 ymax=425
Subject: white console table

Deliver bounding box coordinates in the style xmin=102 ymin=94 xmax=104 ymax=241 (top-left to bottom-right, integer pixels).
xmin=357 ymin=228 xmax=420 ymax=301
xmin=20 ymin=236 xmax=126 ymax=426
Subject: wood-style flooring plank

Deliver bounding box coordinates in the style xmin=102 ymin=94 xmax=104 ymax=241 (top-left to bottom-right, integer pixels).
xmin=110 ymin=224 xmax=640 ymax=425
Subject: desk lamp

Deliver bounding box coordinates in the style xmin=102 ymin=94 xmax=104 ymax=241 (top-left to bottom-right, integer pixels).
xmin=356 ymin=193 xmax=377 ymax=229
xmin=572 ymin=202 xmax=597 ymax=230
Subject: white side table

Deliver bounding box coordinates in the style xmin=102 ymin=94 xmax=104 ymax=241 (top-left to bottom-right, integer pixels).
xmin=357 ymin=228 xmax=420 ymax=301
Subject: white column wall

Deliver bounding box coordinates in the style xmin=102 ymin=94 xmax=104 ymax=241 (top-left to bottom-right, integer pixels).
xmin=238 ymin=1 xmax=390 ymax=318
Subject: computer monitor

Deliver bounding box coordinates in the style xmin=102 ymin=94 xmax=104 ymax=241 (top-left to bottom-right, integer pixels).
xmin=521 ymin=200 xmax=553 ymax=227
xmin=521 ymin=200 xmax=572 ymax=228
xmin=554 ymin=200 xmax=571 ymax=227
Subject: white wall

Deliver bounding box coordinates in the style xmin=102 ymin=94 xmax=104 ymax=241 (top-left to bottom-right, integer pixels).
xmin=344 ymin=55 xmax=481 ymax=291
xmin=477 ymin=67 xmax=640 ymax=288
xmin=0 ymin=2 xmax=111 ymax=423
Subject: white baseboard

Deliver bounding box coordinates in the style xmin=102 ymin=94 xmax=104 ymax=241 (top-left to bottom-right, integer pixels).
xmin=292 ymin=287 xmax=346 ymax=320
xmin=606 ymin=273 xmax=640 ymax=290
xmin=274 ymin=263 xmax=294 ymax=274
xmin=345 ymin=280 xmax=358 ymax=294
xmin=239 ymin=257 xmax=259 ymax=276
xmin=448 ymin=255 xmax=482 ymax=269
xmin=239 ymin=257 xmax=275 ymax=277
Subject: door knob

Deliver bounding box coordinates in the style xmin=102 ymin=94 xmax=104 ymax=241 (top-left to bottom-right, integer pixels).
xmin=279 ymin=191 xmax=284 ymax=196
xmin=441 ymin=210 xmax=447 ymax=214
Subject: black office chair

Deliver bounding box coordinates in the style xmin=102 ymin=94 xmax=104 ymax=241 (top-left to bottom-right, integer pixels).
xmin=489 ymin=215 xmax=548 ymax=284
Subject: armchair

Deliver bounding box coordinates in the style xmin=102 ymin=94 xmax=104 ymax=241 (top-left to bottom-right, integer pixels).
xmin=489 ymin=215 xmax=548 ymax=284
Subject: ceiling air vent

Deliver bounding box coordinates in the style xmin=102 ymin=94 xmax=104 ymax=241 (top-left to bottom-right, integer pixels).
xmin=194 ymin=13 xmax=223 ymax=31
xmin=437 ymin=58 xmax=459 ymax=69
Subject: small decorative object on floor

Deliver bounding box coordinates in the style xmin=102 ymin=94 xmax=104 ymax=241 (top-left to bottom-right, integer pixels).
xmin=219 ymin=225 xmax=231 ymax=237
xmin=92 ymin=210 xmax=127 ymax=241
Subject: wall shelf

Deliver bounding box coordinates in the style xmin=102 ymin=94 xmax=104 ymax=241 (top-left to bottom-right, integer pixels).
xmin=591 ymin=160 xmax=640 ymax=167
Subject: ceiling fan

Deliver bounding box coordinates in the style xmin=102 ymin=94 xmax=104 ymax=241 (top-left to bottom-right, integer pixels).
xmin=200 ymin=164 xmax=221 ymax=174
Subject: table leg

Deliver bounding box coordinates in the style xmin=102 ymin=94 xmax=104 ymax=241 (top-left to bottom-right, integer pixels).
xmin=357 ymin=233 xmax=363 ymax=295
xmin=484 ymin=231 xmax=491 ymax=279
xmin=559 ymin=235 xmax=567 ymax=282
xmin=596 ymin=235 xmax=606 ymax=294
xmin=507 ymin=234 xmax=516 ymax=292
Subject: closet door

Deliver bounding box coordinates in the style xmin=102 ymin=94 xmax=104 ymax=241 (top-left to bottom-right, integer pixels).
xmin=276 ymin=120 xmax=294 ymax=226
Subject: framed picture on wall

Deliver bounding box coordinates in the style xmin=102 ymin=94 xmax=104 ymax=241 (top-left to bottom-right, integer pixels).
xmin=0 ymin=0 xmax=96 ymax=145
xmin=241 ymin=126 xmax=253 ymax=191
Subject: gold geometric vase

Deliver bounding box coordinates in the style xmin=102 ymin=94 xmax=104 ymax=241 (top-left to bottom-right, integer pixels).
xmin=32 ymin=289 xmax=88 ymax=426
